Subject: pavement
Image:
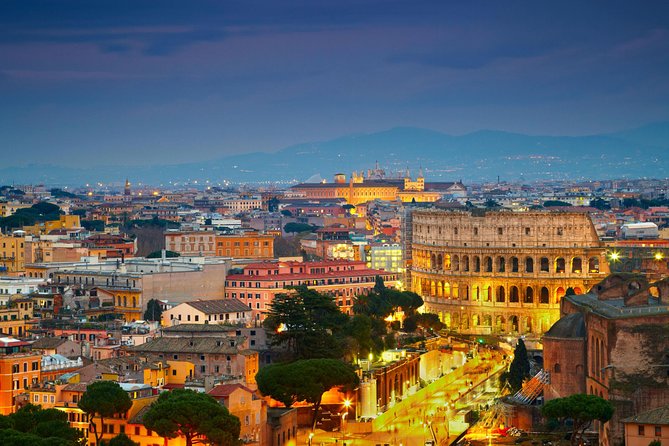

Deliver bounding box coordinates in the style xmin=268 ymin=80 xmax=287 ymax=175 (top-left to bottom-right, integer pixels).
xmin=298 ymin=351 xmax=506 ymax=446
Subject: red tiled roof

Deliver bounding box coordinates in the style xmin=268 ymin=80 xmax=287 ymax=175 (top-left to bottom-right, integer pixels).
xmin=226 ymin=268 xmax=396 ymax=282
xmin=208 ymin=383 xmax=253 ymax=398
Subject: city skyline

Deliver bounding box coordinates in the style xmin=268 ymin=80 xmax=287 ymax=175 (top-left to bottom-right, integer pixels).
xmin=2 ymin=0 xmax=669 ymax=168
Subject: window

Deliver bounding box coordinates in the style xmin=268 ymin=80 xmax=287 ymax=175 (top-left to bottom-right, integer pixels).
xmin=638 ymin=425 xmax=644 ymax=436
xmin=497 ymin=227 xmax=503 ymax=235
xmin=655 ymin=426 xmax=662 ymax=437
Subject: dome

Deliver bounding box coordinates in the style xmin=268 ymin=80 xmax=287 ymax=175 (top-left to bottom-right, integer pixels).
xmin=544 ymin=312 xmax=585 ymax=339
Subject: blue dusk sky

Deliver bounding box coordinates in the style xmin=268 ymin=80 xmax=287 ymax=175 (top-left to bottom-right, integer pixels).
xmin=1 ymin=0 xmax=668 ymax=167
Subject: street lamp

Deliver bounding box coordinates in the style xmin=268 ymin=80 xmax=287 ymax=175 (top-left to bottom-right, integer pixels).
xmin=341 ymin=399 xmax=351 ymax=445
xmin=308 ymin=433 xmax=314 ymax=446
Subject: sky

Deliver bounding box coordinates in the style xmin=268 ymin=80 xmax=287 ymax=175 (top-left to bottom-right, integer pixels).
xmin=1 ymin=0 xmax=669 ymax=167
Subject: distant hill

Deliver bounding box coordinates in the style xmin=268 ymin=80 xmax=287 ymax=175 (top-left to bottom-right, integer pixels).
xmin=1 ymin=123 xmax=667 ymax=186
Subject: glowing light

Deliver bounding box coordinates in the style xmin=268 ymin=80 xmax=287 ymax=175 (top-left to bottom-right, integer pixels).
xmin=276 ymin=323 xmax=287 ymax=333
xmin=343 ymin=399 xmax=351 ymax=408
xmin=608 ymin=251 xmax=620 ymax=261
xmin=655 ymin=252 xmax=664 ymax=261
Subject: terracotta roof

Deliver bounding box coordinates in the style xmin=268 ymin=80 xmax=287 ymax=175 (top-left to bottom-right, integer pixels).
xmin=186 ymin=299 xmax=252 ymax=314
xmin=162 ymin=324 xmax=237 ymax=333
xmin=208 ymin=383 xmax=254 ymax=398
xmin=622 ymin=405 xmax=669 ymax=425
xmin=128 ymin=336 xmax=246 ymax=354
xmin=30 ymin=337 xmax=69 ymax=350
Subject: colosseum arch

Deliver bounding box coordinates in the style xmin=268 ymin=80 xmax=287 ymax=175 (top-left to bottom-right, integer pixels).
xmin=510 ymin=286 xmax=519 ymax=302
xmin=523 ymin=316 xmax=532 ymax=333
xmin=540 ymin=286 xmax=550 ymax=303
xmin=525 ymin=257 xmax=534 ymax=273
xmin=463 ymin=255 xmax=470 ymax=272
xmin=571 ymin=257 xmax=583 ymax=273
xmin=431 ymin=253 xmax=436 ymax=269
xmin=555 ymin=286 xmax=565 ymax=303
xmin=483 ymin=314 xmax=492 ymax=326
xmin=497 ymin=256 xmax=506 ymax=272
xmin=485 ymin=286 xmax=492 ymax=302
xmin=473 ymin=256 xmax=481 ymax=272
xmin=452 ymin=255 xmax=460 ymax=271
xmin=472 ymin=314 xmax=480 ymax=326
xmin=452 ymin=283 xmax=459 ymax=298
xmin=555 ymin=257 xmax=566 ymax=274
xmin=511 ymin=256 xmax=519 ymax=272
xmin=444 ymin=282 xmax=451 ymax=298
xmin=540 ymin=257 xmax=550 ymax=272
xmin=444 ymin=254 xmax=451 ymax=270
xmin=461 ymin=315 xmax=469 ymax=330
xmin=483 ymin=256 xmax=492 ymax=272
xmin=588 ymin=257 xmax=600 ymax=273
xmin=495 ymin=315 xmax=506 ymax=332
xmin=473 ymin=285 xmax=480 ymax=301
xmin=525 ymin=286 xmax=534 ymax=303
xmin=463 ymin=285 xmax=469 ymax=300
xmin=509 ymin=315 xmax=519 ymax=332
xmin=496 ymin=286 xmax=506 ymax=302
xmin=436 ymin=254 xmax=443 ymax=270
xmin=437 ymin=281 xmax=443 ymax=297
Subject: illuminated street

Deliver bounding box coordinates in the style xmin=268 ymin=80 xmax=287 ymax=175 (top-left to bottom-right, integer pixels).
xmin=299 ymin=349 xmax=507 ymax=446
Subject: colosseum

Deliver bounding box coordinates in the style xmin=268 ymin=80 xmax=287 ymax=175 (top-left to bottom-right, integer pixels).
xmin=409 ymin=209 xmax=610 ymax=335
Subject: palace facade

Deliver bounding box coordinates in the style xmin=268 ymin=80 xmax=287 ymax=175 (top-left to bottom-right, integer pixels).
xmin=409 ymin=210 xmax=609 ymax=335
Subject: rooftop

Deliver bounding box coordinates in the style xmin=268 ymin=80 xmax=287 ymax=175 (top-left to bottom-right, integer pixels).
xmin=622 ymin=404 xmax=669 ymax=425
xmin=186 ymin=299 xmax=252 ymax=315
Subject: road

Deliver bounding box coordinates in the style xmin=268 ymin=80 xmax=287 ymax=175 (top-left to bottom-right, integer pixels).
xmin=299 ymin=349 xmax=506 ymax=446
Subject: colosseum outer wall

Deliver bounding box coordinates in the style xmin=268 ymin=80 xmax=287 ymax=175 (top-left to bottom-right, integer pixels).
xmin=409 ymin=210 xmax=609 ymax=335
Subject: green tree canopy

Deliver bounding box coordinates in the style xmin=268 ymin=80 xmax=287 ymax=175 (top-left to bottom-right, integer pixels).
xmin=543 ymin=200 xmax=572 ymax=207
xmin=104 ymin=433 xmax=139 ymax=446
xmin=142 ymin=389 xmax=240 ymax=446
xmin=263 ymin=285 xmax=349 ymax=360
xmin=146 ymin=250 xmax=180 ymax=259
xmin=541 ymin=394 xmax=614 ymax=446
xmin=501 ymin=338 xmax=531 ymax=392
xmin=78 ymin=381 xmax=132 ymax=446
xmin=143 ymin=299 xmax=164 ymax=321
xmin=0 ymin=404 xmax=83 ymax=445
xmin=256 ymin=358 xmax=359 ymax=430
xmin=283 ymin=222 xmax=318 ymax=234
xmin=0 ymin=202 xmax=63 ymax=229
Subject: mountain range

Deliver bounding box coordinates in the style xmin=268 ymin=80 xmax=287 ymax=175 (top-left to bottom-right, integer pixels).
xmin=1 ymin=122 xmax=668 ymax=186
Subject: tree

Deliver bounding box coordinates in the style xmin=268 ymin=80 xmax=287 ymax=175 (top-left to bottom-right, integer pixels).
xmin=143 ymin=299 xmax=164 ymax=321
xmin=565 ymin=287 xmax=576 ymax=296
xmin=143 ymin=389 xmax=240 ymax=446
xmin=283 ymin=222 xmax=317 ymax=234
xmin=0 ymin=403 xmax=84 ymax=445
xmin=264 ymin=286 xmax=349 ymax=360
xmin=81 ymin=220 xmax=105 ymax=232
xmin=590 ymin=197 xmax=611 ymax=210
xmin=501 ymin=338 xmax=531 ymax=392
xmin=105 ymin=433 xmax=139 ymax=446
xmin=541 ymin=394 xmax=614 ymax=446
xmin=78 ymin=381 xmax=132 ymax=446
xmin=256 ymin=359 xmax=359 ymax=430
xmin=543 ymin=200 xmax=572 ymax=207
xmin=146 ymin=250 xmax=180 ymax=259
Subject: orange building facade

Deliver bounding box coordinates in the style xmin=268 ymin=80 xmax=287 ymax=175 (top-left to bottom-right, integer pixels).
xmin=0 ymin=338 xmax=41 ymax=415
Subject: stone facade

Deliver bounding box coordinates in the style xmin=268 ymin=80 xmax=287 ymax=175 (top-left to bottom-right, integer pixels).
xmin=546 ymin=274 xmax=669 ymax=446
xmin=409 ymin=210 xmax=609 ymax=335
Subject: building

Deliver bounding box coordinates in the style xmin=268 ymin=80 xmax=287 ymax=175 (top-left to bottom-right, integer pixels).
xmin=0 ymin=232 xmax=26 ymax=273
xmin=224 ymin=260 xmax=398 ymax=320
xmin=162 ymin=299 xmax=253 ymax=327
xmin=215 ymin=232 xmax=274 ymax=259
xmin=366 ymin=243 xmax=403 ymax=274
xmin=410 ymin=210 xmax=609 ymax=335
xmin=26 ymin=257 xmax=231 ymax=321
xmin=0 ymin=337 xmax=41 ymax=414
xmin=164 ymin=230 xmax=217 ymax=256
xmin=127 ymin=335 xmax=259 ymax=384
xmin=0 ymin=298 xmax=35 ymax=338
xmin=623 ymin=405 xmax=669 ymax=446
xmin=291 ymin=172 xmax=466 ymax=206
xmin=208 ymin=383 xmax=267 ymax=444
xmin=543 ymin=274 xmax=669 ymax=446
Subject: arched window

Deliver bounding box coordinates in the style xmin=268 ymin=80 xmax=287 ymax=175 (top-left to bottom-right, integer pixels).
xmin=484 ymin=256 xmax=492 ymax=273
xmin=525 ymin=287 xmax=534 ymax=303
xmin=540 ymin=287 xmax=549 ymax=304
xmin=510 ymin=286 xmax=519 ymax=302
xmin=555 ymin=257 xmax=566 ymax=273
xmin=540 ymin=257 xmax=549 ymax=272
xmin=554 ymin=363 xmax=561 ymax=373
xmin=485 ymin=286 xmax=492 ymax=302
xmin=473 ymin=285 xmax=480 ymax=301
xmin=525 ymin=257 xmax=534 ymax=273
xmin=497 ymin=256 xmax=505 ymax=272
xmin=496 ymin=286 xmax=505 ymax=302
xmin=556 ymin=287 xmax=565 ymax=304
xmin=436 ymin=254 xmax=443 ymax=270
xmin=463 ymin=255 xmax=470 ymax=272
xmin=452 ymin=255 xmax=460 ymax=271
xmin=473 ymin=256 xmax=481 ymax=272
xmin=463 ymin=285 xmax=469 ymax=300
xmin=511 ymin=257 xmax=519 ymax=273
xmin=431 ymin=253 xmax=436 ymax=269
xmin=572 ymin=257 xmax=582 ymax=273
xmin=588 ymin=257 xmax=600 ymax=273
xmin=443 ymin=254 xmax=451 ymax=270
